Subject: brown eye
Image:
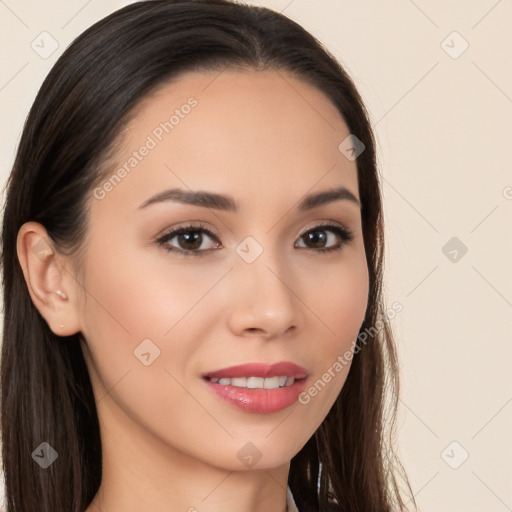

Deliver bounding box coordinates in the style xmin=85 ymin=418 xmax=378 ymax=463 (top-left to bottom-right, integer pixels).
xmin=156 ymin=224 xmax=221 ymax=256
xmin=174 ymin=230 xmax=203 ymax=251
xmin=295 ymin=223 xmax=353 ymax=253
xmin=302 ymin=229 xmax=329 ymax=249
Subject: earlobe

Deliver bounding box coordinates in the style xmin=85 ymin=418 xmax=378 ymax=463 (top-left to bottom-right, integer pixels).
xmin=16 ymin=221 xmax=81 ymax=337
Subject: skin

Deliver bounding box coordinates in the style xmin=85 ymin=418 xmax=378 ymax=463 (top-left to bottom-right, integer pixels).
xmin=17 ymin=69 xmax=369 ymax=512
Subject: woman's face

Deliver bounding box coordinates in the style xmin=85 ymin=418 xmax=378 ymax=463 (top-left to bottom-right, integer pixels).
xmin=76 ymin=69 xmax=369 ymax=473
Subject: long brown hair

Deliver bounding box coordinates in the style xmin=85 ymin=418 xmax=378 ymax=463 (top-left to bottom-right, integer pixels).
xmin=0 ymin=1 xmax=416 ymax=511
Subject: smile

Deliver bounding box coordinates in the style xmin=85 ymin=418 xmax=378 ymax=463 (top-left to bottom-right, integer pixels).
xmin=202 ymin=362 xmax=308 ymax=413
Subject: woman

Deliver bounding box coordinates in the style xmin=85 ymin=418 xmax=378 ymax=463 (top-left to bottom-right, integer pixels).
xmin=0 ymin=1 xmax=416 ymax=511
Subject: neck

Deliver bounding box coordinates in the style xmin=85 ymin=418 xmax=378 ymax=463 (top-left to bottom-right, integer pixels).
xmin=86 ymin=392 xmax=290 ymax=512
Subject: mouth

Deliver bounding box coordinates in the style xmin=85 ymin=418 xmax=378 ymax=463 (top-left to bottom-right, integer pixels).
xmin=201 ymin=361 xmax=308 ymax=413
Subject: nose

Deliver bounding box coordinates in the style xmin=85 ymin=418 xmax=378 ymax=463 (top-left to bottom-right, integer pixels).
xmin=226 ymin=246 xmax=304 ymax=340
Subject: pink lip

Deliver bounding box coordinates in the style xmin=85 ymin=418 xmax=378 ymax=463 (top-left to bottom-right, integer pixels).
xmin=202 ymin=362 xmax=308 ymax=414
xmin=202 ymin=361 xmax=308 ymax=380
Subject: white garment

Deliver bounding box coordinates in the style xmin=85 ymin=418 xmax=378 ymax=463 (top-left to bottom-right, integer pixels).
xmin=286 ymin=486 xmax=299 ymax=512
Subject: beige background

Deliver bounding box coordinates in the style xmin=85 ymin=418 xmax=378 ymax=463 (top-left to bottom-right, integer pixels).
xmin=1 ymin=1 xmax=511 ymax=510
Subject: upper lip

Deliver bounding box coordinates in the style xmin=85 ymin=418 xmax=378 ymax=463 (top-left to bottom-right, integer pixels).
xmin=203 ymin=362 xmax=308 ymax=380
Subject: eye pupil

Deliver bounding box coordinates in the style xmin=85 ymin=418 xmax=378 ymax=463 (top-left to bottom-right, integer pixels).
xmin=179 ymin=231 xmax=202 ymax=250
xmin=304 ymin=230 xmax=327 ymax=248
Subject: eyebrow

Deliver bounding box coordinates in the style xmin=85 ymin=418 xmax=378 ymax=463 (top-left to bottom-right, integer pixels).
xmin=138 ymin=186 xmax=360 ymax=212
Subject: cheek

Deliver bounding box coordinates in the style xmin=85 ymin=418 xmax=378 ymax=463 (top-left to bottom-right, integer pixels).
xmin=306 ymin=253 xmax=369 ymax=348
xmin=77 ymin=237 xmax=231 ymax=397
xmin=293 ymin=253 xmax=368 ymax=423
xmin=80 ymin=235 xmax=226 ymax=342
xmin=77 ymin=246 xmax=223 ymax=451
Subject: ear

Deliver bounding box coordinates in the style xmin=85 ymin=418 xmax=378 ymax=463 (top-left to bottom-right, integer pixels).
xmin=16 ymin=221 xmax=82 ymax=337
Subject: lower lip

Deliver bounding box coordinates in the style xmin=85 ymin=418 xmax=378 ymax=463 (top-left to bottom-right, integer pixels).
xmin=203 ymin=378 xmax=307 ymax=413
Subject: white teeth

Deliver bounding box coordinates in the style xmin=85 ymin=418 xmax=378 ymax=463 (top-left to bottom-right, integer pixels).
xmin=263 ymin=376 xmax=281 ymax=389
xmin=247 ymin=377 xmax=264 ymax=388
xmin=208 ymin=376 xmax=296 ymax=389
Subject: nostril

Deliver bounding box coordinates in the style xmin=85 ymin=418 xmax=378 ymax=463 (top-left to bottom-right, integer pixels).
xmin=245 ymin=328 xmax=267 ymax=336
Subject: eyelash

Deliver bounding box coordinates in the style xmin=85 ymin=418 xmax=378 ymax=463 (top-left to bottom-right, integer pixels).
xmin=155 ymin=221 xmax=354 ymax=257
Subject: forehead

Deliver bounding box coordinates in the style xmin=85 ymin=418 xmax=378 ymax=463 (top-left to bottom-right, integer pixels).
xmin=92 ymin=69 xmax=359 ymax=217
